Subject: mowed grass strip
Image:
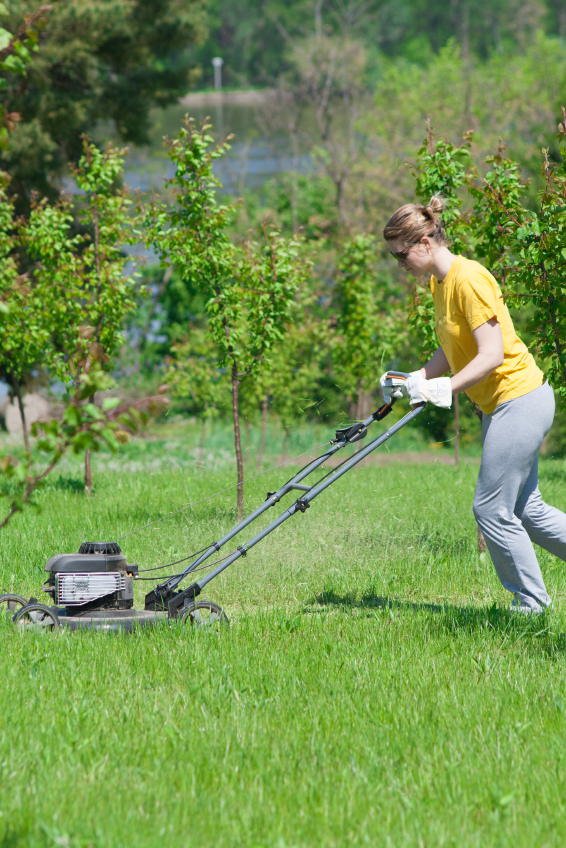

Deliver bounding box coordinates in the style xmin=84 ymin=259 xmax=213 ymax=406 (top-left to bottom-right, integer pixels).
xmin=1 ymin=436 xmax=566 ymax=847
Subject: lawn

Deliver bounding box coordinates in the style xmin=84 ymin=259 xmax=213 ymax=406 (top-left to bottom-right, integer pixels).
xmin=1 ymin=418 xmax=566 ymax=847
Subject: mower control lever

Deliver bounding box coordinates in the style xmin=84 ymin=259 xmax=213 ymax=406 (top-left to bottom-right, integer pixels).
xmin=372 ymin=401 xmax=395 ymax=422
xmin=334 ymin=422 xmax=368 ymax=444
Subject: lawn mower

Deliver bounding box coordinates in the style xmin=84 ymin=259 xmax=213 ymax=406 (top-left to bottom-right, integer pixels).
xmin=0 ymin=373 xmax=425 ymax=633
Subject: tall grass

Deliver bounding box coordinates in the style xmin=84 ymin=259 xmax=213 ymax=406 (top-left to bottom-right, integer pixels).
xmin=1 ymin=423 xmax=566 ymax=846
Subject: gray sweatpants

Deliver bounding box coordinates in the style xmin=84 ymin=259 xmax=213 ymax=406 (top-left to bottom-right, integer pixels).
xmin=473 ymin=381 xmax=566 ymax=611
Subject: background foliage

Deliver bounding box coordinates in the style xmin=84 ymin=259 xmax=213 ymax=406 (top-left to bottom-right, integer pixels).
xmin=3 ymin=0 xmax=566 ymax=490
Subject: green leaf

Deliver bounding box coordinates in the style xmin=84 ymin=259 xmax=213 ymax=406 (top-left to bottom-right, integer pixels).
xmin=0 ymin=26 xmax=11 ymax=50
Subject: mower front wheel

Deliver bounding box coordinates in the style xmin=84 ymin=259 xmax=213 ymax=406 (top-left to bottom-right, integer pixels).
xmin=180 ymin=600 xmax=229 ymax=629
xmin=0 ymin=593 xmax=28 ymax=623
xmin=13 ymin=603 xmax=60 ymax=632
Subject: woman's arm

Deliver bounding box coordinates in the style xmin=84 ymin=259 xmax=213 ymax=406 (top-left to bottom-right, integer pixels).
xmin=450 ymin=317 xmax=504 ymax=395
xmin=420 ymin=347 xmax=450 ymax=379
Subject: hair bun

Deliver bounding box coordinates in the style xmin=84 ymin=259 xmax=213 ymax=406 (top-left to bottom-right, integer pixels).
xmin=427 ymin=195 xmax=444 ymax=216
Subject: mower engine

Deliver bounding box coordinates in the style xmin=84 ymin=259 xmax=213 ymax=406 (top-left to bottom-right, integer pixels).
xmin=42 ymin=542 xmax=138 ymax=612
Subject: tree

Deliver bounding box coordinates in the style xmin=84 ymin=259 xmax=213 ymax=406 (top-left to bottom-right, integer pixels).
xmin=17 ymin=137 xmax=141 ymax=489
xmin=408 ymin=122 xmax=474 ymax=464
xmin=0 ymin=177 xmax=163 ymax=521
xmin=258 ymin=27 xmax=370 ymax=232
xmin=0 ymin=3 xmax=50 ymax=149
xmin=69 ymin=137 xmax=141 ymax=493
xmin=0 ymin=175 xmax=38 ymax=449
xmin=0 ymin=0 xmax=205 ymax=211
xmin=193 ymin=0 xmax=555 ymax=86
xmin=474 ymin=108 xmax=566 ymax=406
xmin=333 ymin=234 xmax=392 ymax=431
xmin=0 ymin=362 xmax=163 ymax=529
xmin=251 ymin=302 xmax=329 ymax=464
xmin=142 ymin=117 xmax=309 ymax=518
xmin=0 ymin=1 xmax=53 ymax=448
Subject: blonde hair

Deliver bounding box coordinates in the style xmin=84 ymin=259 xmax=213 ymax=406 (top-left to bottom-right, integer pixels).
xmin=383 ymin=195 xmax=447 ymax=248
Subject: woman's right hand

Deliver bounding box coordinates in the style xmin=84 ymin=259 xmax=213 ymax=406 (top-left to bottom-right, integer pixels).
xmin=379 ymin=372 xmax=410 ymax=404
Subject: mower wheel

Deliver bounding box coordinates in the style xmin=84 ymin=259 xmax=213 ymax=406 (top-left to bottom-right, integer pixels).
xmin=13 ymin=603 xmax=60 ymax=632
xmin=0 ymin=593 xmax=28 ymax=623
xmin=180 ymin=600 xmax=229 ymax=629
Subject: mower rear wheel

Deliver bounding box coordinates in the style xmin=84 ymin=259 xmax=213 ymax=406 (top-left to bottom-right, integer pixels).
xmin=180 ymin=600 xmax=229 ymax=629
xmin=0 ymin=593 xmax=28 ymax=623
xmin=13 ymin=603 xmax=60 ymax=632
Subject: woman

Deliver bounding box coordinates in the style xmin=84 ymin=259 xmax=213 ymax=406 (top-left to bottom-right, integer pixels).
xmin=381 ymin=195 xmax=566 ymax=612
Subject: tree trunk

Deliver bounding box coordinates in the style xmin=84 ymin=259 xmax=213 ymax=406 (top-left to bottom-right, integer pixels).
xmin=199 ymin=418 xmax=206 ymax=465
xmin=354 ymin=379 xmax=364 ymax=457
xmin=12 ymin=376 xmax=30 ymax=452
xmin=314 ymin=0 xmax=323 ymax=38
xmin=461 ymin=2 xmax=469 ymax=60
xmin=231 ymin=367 xmax=244 ymax=520
xmin=454 ymin=392 xmax=460 ymax=469
xmin=256 ymin=394 xmax=269 ymax=472
xmin=465 ymin=392 xmax=484 ymax=553
xmin=477 ymin=524 xmax=487 ymax=554
xmin=84 ymin=394 xmax=95 ymax=494
xmin=85 ymin=449 xmax=92 ymax=496
xmin=282 ymin=423 xmax=290 ymax=457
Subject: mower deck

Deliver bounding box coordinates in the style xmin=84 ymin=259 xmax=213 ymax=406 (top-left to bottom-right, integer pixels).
xmin=55 ymin=608 xmax=168 ymax=632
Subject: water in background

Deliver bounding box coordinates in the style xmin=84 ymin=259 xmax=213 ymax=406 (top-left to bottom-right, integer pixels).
xmin=90 ymin=92 xmax=312 ymax=266
xmin=97 ymin=93 xmax=311 ymax=199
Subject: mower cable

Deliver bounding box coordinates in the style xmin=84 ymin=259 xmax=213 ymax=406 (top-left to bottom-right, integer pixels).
xmin=301 ymin=444 xmax=367 ymax=490
xmin=136 ymin=445 xmax=367 ymax=581
xmin=113 ymin=441 xmax=332 ymax=543
xmin=136 ymin=442 xmax=352 ymax=580
xmin=134 ymin=551 xmax=235 ymax=581
xmin=136 ymin=546 xmax=210 ymax=573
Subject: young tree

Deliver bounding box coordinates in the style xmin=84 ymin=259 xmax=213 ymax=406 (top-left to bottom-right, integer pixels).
xmin=474 ymin=108 xmax=566 ymax=405
xmin=0 ymin=174 xmax=47 ymax=449
xmin=0 ymin=177 xmax=163 ymax=521
xmin=251 ymin=306 xmax=329 ymax=464
xmin=142 ymin=117 xmax=309 ymax=518
xmin=0 ymin=2 xmax=52 ymax=448
xmin=0 ymin=361 xmax=162 ymax=530
xmin=70 ymin=138 xmax=140 ymax=493
xmin=333 ymin=234 xmax=403 ymax=439
xmin=409 ymin=122 xmax=473 ymax=466
xmin=0 ymin=3 xmax=51 ymax=150
xmin=0 ymin=178 xmax=84 ymax=451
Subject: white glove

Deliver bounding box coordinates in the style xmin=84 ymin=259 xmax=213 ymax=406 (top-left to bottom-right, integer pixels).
xmin=403 ymin=370 xmax=452 ymax=408
xmin=379 ymin=371 xmax=410 ymax=405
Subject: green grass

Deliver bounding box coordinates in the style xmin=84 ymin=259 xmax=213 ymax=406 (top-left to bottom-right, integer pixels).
xmin=1 ymin=421 xmax=566 ymax=847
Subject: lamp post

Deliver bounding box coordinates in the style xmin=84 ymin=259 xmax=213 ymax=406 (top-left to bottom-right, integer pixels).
xmin=212 ymin=57 xmax=223 ymax=90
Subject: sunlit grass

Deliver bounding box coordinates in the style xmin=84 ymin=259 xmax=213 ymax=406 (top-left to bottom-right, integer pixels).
xmin=1 ymin=422 xmax=566 ymax=847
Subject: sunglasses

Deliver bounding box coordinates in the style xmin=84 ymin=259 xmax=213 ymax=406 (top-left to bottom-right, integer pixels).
xmin=389 ymin=248 xmax=410 ymax=263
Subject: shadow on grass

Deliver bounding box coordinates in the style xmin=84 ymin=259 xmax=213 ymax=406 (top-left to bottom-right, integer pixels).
xmin=46 ymin=474 xmax=85 ymax=493
xmin=307 ymin=588 xmax=566 ymax=655
xmin=0 ymin=828 xmax=33 ymax=848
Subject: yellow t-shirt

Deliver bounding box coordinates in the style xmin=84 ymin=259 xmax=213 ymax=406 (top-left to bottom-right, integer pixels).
xmin=430 ymin=255 xmax=543 ymax=415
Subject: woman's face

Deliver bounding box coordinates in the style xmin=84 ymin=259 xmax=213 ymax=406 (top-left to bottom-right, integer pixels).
xmin=388 ymin=237 xmax=433 ymax=278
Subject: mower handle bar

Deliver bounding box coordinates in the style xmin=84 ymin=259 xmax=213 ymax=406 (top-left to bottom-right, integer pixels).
xmin=150 ymin=398 xmax=426 ymax=612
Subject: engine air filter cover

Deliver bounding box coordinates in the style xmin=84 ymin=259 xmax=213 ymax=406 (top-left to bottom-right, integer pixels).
xmin=45 ymin=553 xmax=127 ymax=573
xmin=56 ymin=572 xmax=125 ymax=606
xmin=79 ymin=541 xmax=122 ymax=555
